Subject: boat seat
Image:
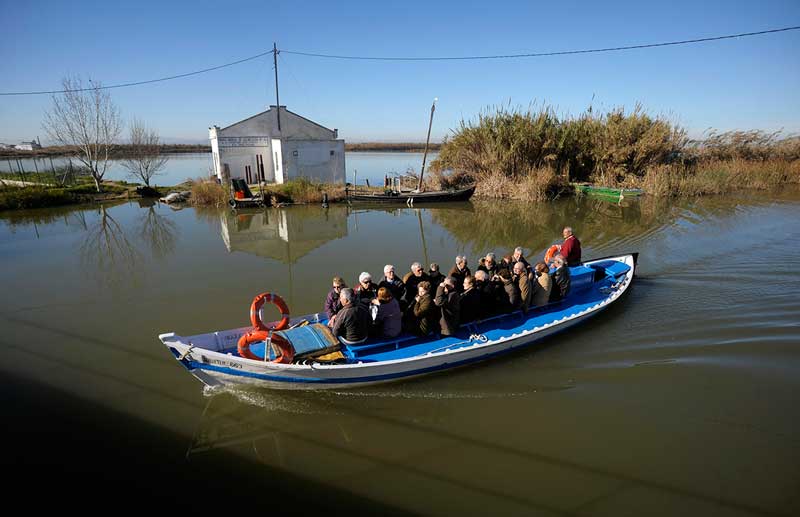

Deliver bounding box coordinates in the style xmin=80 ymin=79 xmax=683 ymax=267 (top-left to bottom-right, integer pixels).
xmin=588 ymin=260 xmax=631 ymax=279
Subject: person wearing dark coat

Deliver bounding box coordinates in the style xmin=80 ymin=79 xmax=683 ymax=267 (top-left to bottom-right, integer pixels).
xmin=473 ymin=270 xmax=497 ymax=318
xmin=371 ymin=287 xmax=403 ymax=338
xmin=532 ymin=261 xmax=552 ymax=308
xmin=354 ymin=272 xmax=379 ymax=304
xmin=550 ymin=255 xmax=572 ymax=302
xmin=498 ymin=268 xmax=520 ymax=312
xmin=406 ymin=281 xmax=439 ymax=336
xmin=448 ymin=255 xmax=472 ymax=293
xmin=402 ymin=262 xmax=429 ymax=307
xmin=428 ymin=263 xmax=445 ymax=290
xmin=498 ymin=255 xmax=513 ymax=276
xmin=477 ymin=253 xmax=499 ymax=278
xmin=331 ymin=288 xmax=370 ymax=344
xmin=324 ymin=276 xmax=346 ymax=320
xmin=459 ymin=275 xmax=482 ymax=323
xmin=378 ymin=264 xmax=405 ymax=304
xmin=434 ymin=276 xmax=461 ymax=336
xmin=511 ymin=247 xmax=531 ymax=273
xmin=513 ymin=261 xmax=532 ymax=314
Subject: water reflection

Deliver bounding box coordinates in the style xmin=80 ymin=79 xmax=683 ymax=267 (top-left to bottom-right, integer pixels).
xmin=79 ymin=204 xmax=142 ymax=287
xmin=219 ymin=205 xmax=348 ymax=264
xmin=136 ymin=201 xmax=178 ymax=260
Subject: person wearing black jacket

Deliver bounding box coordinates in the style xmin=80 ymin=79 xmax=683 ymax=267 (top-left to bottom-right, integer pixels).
xmin=477 ymin=253 xmax=499 ymax=278
xmin=550 ymin=255 xmax=571 ymax=302
xmin=448 ymin=255 xmax=471 ymax=292
xmin=459 ymin=275 xmax=481 ymax=323
xmin=473 ymin=270 xmax=496 ymax=318
xmin=434 ymin=276 xmax=460 ymax=336
xmin=378 ymin=264 xmax=405 ymax=304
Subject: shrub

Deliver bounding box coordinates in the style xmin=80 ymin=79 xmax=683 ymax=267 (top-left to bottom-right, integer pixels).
xmin=188 ymin=178 xmax=228 ymax=207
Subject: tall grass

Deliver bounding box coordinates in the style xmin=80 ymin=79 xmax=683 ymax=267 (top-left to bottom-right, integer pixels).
xmin=188 ymin=178 xmax=229 ymax=208
xmin=262 ymin=177 xmax=345 ymax=204
xmin=431 ymin=103 xmax=798 ymax=198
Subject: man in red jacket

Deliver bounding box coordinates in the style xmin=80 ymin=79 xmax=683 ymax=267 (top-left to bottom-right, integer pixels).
xmin=559 ymin=226 xmax=582 ymax=266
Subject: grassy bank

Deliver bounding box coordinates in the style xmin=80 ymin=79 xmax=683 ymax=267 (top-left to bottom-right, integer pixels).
xmin=187 ymin=177 xmax=347 ymax=208
xmin=0 ymin=179 xmax=138 ymax=210
xmin=429 ymin=104 xmax=800 ymax=199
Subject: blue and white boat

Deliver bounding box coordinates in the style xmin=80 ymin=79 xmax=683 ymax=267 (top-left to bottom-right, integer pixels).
xmin=159 ymin=253 xmax=637 ymax=390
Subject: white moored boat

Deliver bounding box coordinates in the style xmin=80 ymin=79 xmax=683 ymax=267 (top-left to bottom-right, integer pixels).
xmin=159 ymin=253 xmax=637 ymax=390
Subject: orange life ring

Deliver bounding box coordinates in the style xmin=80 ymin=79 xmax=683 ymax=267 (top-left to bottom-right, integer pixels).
xmin=544 ymin=244 xmax=560 ymax=263
xmin=250 ymin=292 xmax=291 ymax=331
xmin=237 ymin=329 xmax=294 ymax=363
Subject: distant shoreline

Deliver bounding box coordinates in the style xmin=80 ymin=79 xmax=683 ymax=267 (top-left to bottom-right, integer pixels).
xmin=0 ymin=142 xmax=441 ymax=159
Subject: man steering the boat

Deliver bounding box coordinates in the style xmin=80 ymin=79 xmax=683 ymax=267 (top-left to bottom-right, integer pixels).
xmin=558 ymin=227 xmax=582 ymax=266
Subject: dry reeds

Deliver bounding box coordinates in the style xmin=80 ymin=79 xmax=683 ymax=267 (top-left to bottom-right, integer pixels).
xmin=188 ymin=178 xmax=228 ymax=208
xmin=431 ymin=103 xmax=798 ymax=198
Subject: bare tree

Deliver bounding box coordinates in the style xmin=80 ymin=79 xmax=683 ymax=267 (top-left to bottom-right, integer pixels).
xmin=42 ymin=77 xmax=123 ymax=192
xmin=120 ymin=118 xmax=169 ymax=187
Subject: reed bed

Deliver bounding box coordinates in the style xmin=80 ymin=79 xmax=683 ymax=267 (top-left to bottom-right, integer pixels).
xmin=262 ymin=178 xmax=346 ymax=204
xmin=430 ymin=103 xmax=799 ymax=199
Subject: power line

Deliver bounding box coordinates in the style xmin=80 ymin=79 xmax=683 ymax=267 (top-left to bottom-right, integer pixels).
xmin=0 ymin=49 xmax=275 ymax=96
xmin=1 ymin=25 xmax=798 ymax=96
xmin=283 ymin=26 xmax=800 ymax=60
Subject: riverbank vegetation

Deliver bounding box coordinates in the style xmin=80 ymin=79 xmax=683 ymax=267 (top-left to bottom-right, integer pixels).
xmin=187 ymin=177 xmax=347 ymax=208
xmin=428 ymin=104 xmax=800 ymax=200
xmin=0 ymin=175 xmax=137 ymax=210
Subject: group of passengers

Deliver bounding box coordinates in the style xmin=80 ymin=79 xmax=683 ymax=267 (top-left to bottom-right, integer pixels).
xmin=325 ymin=227 xmax=582 ymax=345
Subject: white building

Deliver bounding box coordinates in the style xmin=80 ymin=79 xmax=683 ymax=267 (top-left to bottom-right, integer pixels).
xmin=209 ymin=105 xmax=345 ymax=185
xmin=15 ymin=140 xmax=41 ymax=151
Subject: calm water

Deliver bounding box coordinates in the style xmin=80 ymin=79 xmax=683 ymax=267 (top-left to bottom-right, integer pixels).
xmin=1 ymin=150 xmax=436 ymax=186
xmin=1 ymin=189 xmax=799 ymax=515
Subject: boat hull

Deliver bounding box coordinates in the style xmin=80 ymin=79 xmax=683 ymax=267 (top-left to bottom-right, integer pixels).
xmin=159 ymin=254 xmax=636 ymax=390
xmin=347 ymin=185 xmax=475 ymax=204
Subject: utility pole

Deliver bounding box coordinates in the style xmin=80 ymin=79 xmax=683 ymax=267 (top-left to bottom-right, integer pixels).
xmin=417 ymin=97 xmax=437 ymax=192
xmin=273 ymin=42 xmax=281 ymax=132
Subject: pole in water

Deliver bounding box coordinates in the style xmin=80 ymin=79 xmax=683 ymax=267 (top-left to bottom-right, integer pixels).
xmin=417 ymin=97 xmax=437 ymax=192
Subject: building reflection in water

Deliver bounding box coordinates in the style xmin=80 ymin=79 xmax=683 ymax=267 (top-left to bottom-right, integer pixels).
xmin=219 ymin=205 xmax=349 ymax=264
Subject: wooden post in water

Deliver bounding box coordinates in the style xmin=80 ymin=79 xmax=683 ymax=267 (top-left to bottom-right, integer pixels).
xmin=416 ymin=97 xmax=437 ymax=193
xmin=17 ymin=159 xmax=26 ymax=183
xmin=32 ymin=157 xmax=40 ymax=182
xmin=49 ymin=157 xmax=58 ymax=185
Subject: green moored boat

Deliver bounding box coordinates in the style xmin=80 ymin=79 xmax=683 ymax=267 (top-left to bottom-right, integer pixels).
xmin=572 ymin=183 xmax=644 ymax=198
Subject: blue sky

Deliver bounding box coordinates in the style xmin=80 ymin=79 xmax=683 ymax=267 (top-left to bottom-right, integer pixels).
xmin=1 ymin=0 xmax=798 ymax=144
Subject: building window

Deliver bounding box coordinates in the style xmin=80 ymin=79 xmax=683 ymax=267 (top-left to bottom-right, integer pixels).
xmin=292 ymin=150 xmax=298 ymax=157
xmin=330 ymin=150 xmax=335 ymax=156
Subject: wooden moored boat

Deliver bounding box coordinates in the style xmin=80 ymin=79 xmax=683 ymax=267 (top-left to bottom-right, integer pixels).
xmin=159 ymin=253 xmax=637 ymax=390
xmin=346 ymin=184 xmax=476 ymax=204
